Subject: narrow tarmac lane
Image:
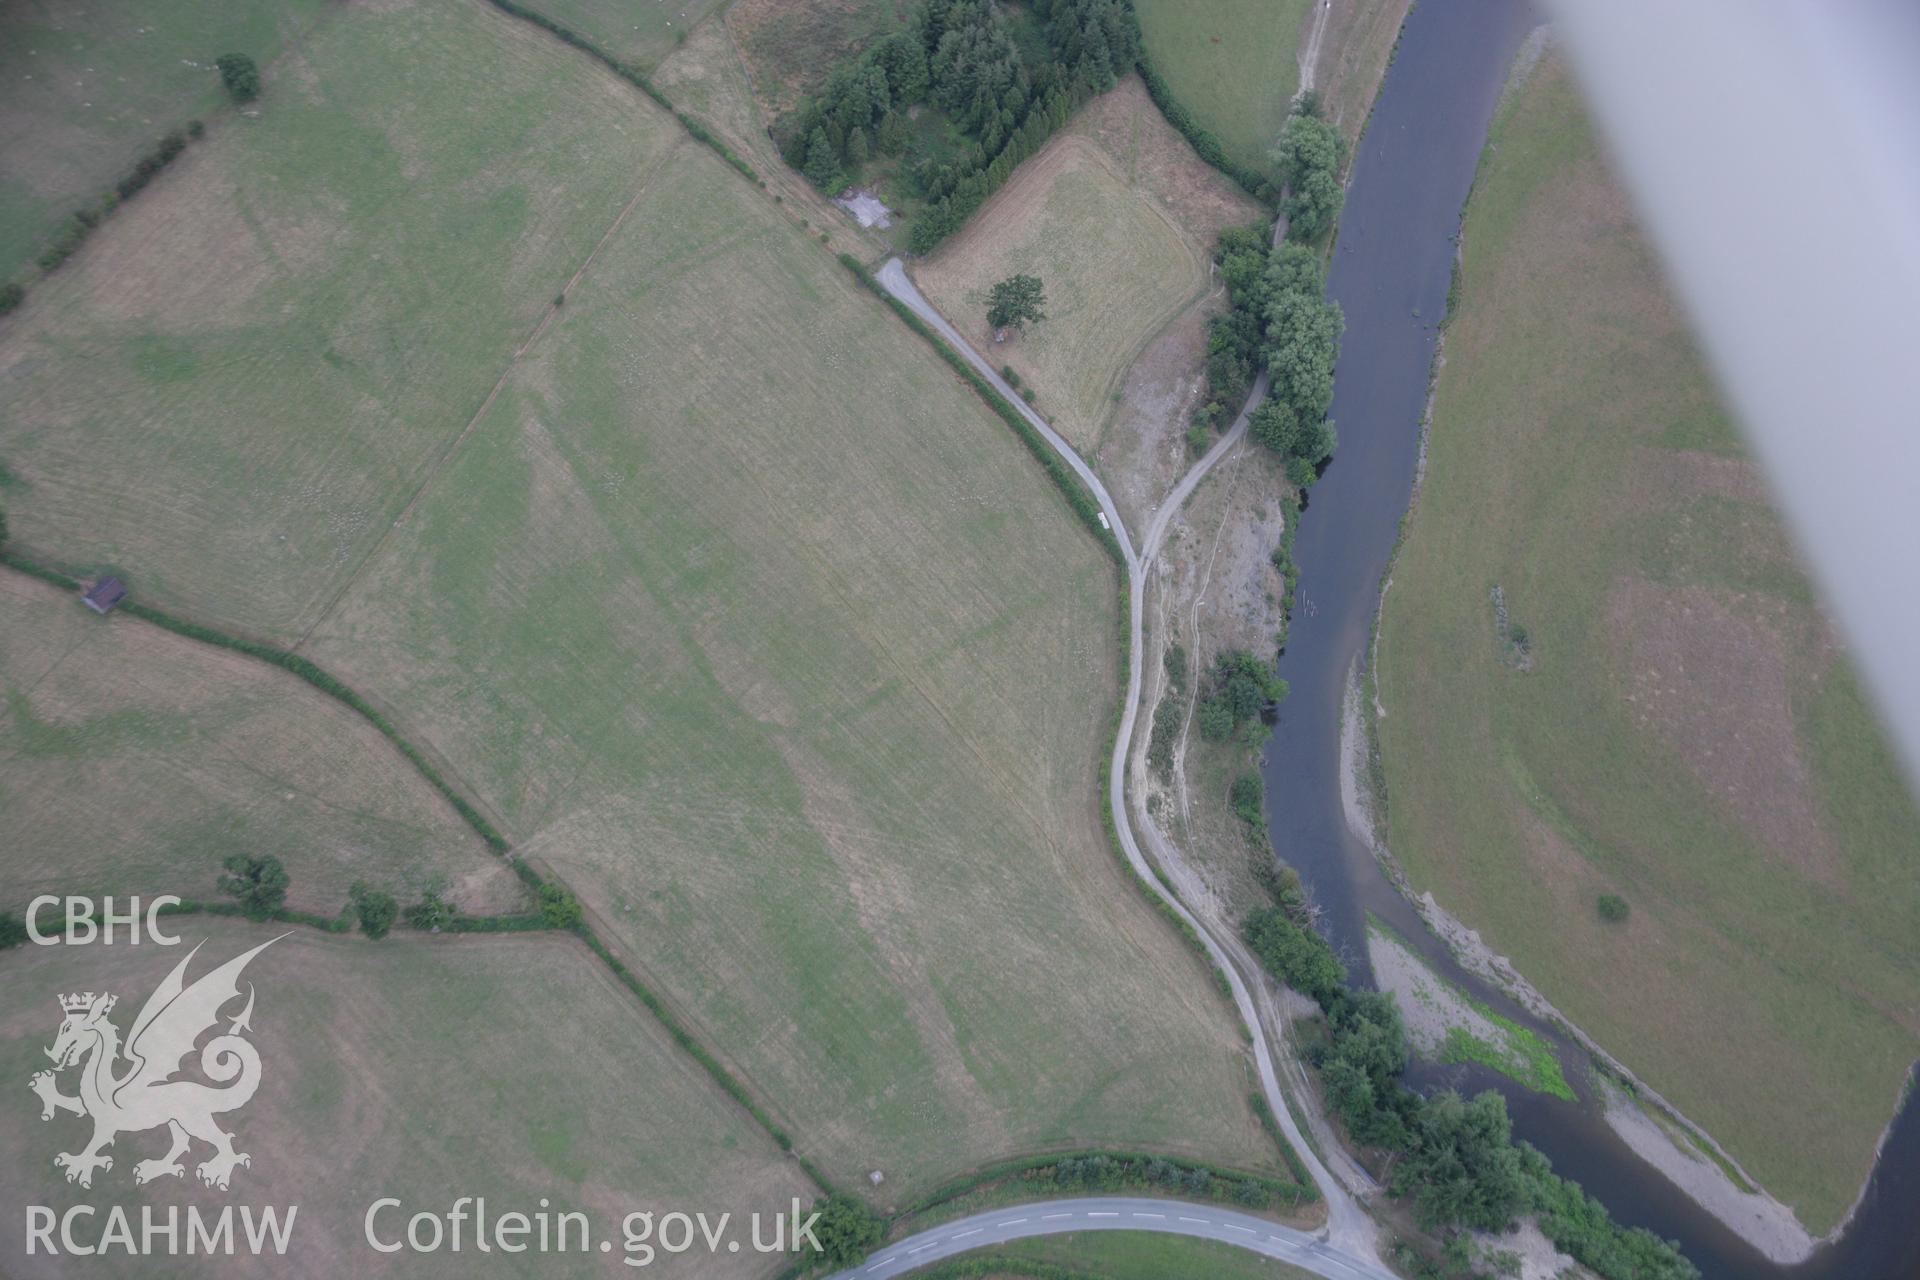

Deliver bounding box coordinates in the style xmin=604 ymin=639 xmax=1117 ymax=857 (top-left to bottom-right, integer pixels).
xmin=874 ymin=260 xmax=1387 ymax=1279
xmin=828 ymin=1197 xmax=1394 ymax=1280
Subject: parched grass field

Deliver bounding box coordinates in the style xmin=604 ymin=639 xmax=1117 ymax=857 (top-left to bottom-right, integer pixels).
xmin=0 ymin=0 xmax=328 ymax=281
xmin=1134 ymin=0 xmax=1311 ymax=176
xmin=1374 ymin=53 xmax=1920 ymax=1233
xmin=0 ymin=919 xmax=814 ymax=1277
xmin=301 ymin=131 xmax=1272 ymax=1197
xmin=0 ymin=571 xmax=521 ymax=915
xmin=917 ymin=77 xmax=1262 ymax=456
xmin=916 ymin=1231 xmax=1317 ymax=1279
xmin=0 ymin=0 xmax=679 ymax=642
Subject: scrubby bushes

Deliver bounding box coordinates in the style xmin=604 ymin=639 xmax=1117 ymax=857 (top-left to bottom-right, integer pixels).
xmin=1597 ymin=893 xmax=1630 ymax=923
xmin=1229 ymin=772 xmax=1263 ymax=827
xmin=1270 ymin=496 xmax=1301 ymax=642
xmin=1146 ymin=643 xmax=1187 ymax=776
xmin=350 ymin=883 xmax=399 ymax=939
xmin=808 ymin=1194 xmax=887 ymax=1267
xmin=538 ymin=883 xmax=583 ymax=928
xmin=1190 ymin=224 xmax=1272 ymax=434
xmin=215 ymin=53 xmax=260 ymax=104
xmin=1047 ymin=1153 xmax=1287 ymax=1209
xmin=217 ymin=855 xmax=290 ymax=920
xmin=1196 ymin=649 xmax=1286 ymax=745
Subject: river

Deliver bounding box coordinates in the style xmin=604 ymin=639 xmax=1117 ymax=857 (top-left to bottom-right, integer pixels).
xmin=1255 ymin=1 xmax=1920 ymax=1276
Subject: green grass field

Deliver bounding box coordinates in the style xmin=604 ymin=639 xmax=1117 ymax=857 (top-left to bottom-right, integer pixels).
xmin=0 ymin=571 xmax=522 ymax=915
xmin=1374 ymin=54 xmax=1920 ymax=1232
xmin=913 ymin=1231 xmax=1316 ymax=1279
xmin=1134 ymin=0 xmax=1310 ymax=176
xmin=0 ymin=0 xmax=679 ymax=641
xmin=0 ymin=919 xmax=813 ymax=1277
xmin=299 ymin=132 xmax=1271 ymax=1197
xmin=0 ymin=0 xmax=328 ymax=282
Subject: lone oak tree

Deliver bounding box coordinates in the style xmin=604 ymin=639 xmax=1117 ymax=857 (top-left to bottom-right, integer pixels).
xmin=986 ymin=273 xmax=1047 ymax=335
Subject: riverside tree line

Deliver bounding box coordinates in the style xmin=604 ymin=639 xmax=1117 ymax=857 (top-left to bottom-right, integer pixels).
xmin=1245 ymin=882 xmax=1699 ymax=1280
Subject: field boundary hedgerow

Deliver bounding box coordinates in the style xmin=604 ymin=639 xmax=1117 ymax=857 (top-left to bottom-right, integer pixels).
xmin=898 ymin=1150 xmax=1315 ymax=1223
xmin=0 ymin=123 xmax=209 ymax=317
xmin=0 ymin=549 xmax=834 ymax=1196
xmin=1136 ymin=55 xmax=1272 ymax=202
xmin=478 ymin=0 xmax=760 ymax=182
xmin=5 ymin=550 xmax=1288 ymax=1220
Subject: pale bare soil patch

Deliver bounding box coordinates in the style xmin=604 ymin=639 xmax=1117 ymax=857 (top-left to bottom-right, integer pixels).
xmin=0 ymin=571 xmax=520 ymax=915
xmin=1097 ymin=285 xmax=1225 ymax=535
xmin=1140 ymin=444 xmax=1293 ymax=915
xmin=0 ymin=920 xmax=812 ymax=1277
xmin=1607 ymin=576 xmax=1841 ymax=883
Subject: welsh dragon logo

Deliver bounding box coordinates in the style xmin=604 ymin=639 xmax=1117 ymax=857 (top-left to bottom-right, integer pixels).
xmin=28 ymin=938 xmax=281 ymax=1191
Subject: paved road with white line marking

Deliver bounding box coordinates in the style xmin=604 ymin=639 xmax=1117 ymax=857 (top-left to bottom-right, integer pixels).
xmin=827 ymin=1197 xmax=1397 ymax=1279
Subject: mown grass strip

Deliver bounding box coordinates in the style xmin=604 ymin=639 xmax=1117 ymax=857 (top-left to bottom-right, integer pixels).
xmin=1249 ymin=1092 xmax=1313 ymax=1187
xmin=3 ymin=550 xmax=504 ymax=851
